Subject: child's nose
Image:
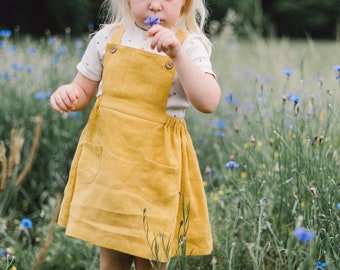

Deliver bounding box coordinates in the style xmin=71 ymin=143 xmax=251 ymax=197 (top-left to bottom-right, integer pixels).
xmin=149 ymin=0 xmax=162 ymax=11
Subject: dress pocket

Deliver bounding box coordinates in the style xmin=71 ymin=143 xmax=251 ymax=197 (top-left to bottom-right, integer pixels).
xmin=138 ymin=159 xmax=180 ymax=206
xmin=76 ymin=142 xmax=102 ymax=184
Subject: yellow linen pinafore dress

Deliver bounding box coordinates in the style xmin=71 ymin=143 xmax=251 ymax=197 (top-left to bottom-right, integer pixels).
xmin=58 ymin=27 xmax=212 ymax=262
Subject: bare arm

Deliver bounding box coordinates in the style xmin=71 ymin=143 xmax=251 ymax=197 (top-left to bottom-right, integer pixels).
xmin=171 ymin=48 xmax=220 ymax=113
xmin=50 ymin=72 xmax=100 ymax=113
xmin=148 ymin=26 xmax=221 ymax=113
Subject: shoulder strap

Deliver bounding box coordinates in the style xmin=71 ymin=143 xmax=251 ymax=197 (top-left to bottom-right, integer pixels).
xmin=109 ymin=25 xmax=125 ymax=44
xmin=176 ymin=29 xmax=189 ymax=45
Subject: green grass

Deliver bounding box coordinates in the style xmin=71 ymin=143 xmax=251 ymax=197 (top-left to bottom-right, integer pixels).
xmin=0 ymin=30 xmax=339 ymax=269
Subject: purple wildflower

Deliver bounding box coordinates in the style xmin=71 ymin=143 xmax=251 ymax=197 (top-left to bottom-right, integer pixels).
xmin=1 ymin=72 xmax=9 ymax=80
xmin=282 ymin=69 xmax=295 ymax=76
xmin=88 ymin=21 xmax=95 ymax=32
xmin=26 ymin=47 xmax=37 ymax=55
xmin=35 ymin=91 xmax=52 ymax=100
xmin=0 ymin=29 xmax=12 ymax=38
xmin=214 ymin=131 xmax=225 ymax=137
xmin=215 ymin=119 xmax=227 ymax=129
xmin=237 ymin=200 xmax=241 ymax=209
xmin=224 ymin=93 xmax=238 ymax=105
xmin=293 ymin=227 xmax=314 ymax=243
xmin=334 ymin=65 xmax=340 ymax=81
xmin=74 ymin=39 xmax=84 ymax=49
xmin=48 ymin=36 xmax=57 ymax=45
xmin=144 ymin=15 xmax=160 ymax=28
xmin=69 ymin=112 xmax=81 ymax=119
xmin=58 ymin=45 xmax=68 ymax=55
xmin=7 ymin=45 xmax=16 ymax=54
xmin=226 ymin=161 xmax=239 ymax=169
xmin=288 ymin=94 xmax=300 ymax=104
xmin=261 ymin=197 xmax=268 ymax=205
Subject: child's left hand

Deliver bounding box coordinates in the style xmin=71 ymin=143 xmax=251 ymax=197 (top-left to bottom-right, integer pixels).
xmin=147 ymin=25 xmax=181 ymax=59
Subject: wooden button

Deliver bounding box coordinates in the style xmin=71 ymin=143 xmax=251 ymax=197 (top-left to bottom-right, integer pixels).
xmin=109 ymin=45 xmax=117 ymax=53
xmin=165 ymin=61 xmax=174 ymax=69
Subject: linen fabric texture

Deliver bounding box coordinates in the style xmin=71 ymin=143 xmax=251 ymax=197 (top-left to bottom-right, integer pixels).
xmin=58 ymin=27 xmax=213 ymax=262
xmin=77 ymin=24 xmax=215 ymax=119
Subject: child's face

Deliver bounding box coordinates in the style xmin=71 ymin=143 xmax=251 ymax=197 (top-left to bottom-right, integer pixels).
xmin=129 ymin=0 xmax=186 ymax=30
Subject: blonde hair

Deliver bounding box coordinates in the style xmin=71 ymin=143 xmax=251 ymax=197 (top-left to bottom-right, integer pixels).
xmin=99 ymin=0 xmax=212 ymax=53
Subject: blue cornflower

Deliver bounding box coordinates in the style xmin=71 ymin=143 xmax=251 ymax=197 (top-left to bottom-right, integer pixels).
xmin=1 ymin=72 xmax=9 ymax=80
xmin=282 ymin=69 xmax=295 ymax=76
xmin=21 ymin=218 xmax=33 ymax=229
xmin=292 ymin=96 xmax=300 ymax=104
xmin=0 ymin=248 xmax=14 ymax=257
xmin=0 ymin=41 xmax=4 ymax=48
xmin=288 ymin=94 xmax=300 ymax=104
xmin=0 ymin=29 xmax=12 ymax=38
xmin=58 ymin=45 xmax=68 ymax=55
xmin=88 ymin=21 xmax=95 ymax=31
xmin=261 ymin=197 xmax=268 ymax=204
xmin=316 ymin=262 xmax=326 ymax=269
xmin=215 ymin=119 xmax=227 ymax=129
xmin=237 ymin=199 xmax=241 ymax=209
xmin=74 ymin=39 xmax=84 ymax=49
xmin=27 ymin=47 xmax=37 ymax=55
xmin=144 ymin=15 xmax=160 ymax=28
xmin=225 ymin=161 xmax=239 ymax=169
xmin=35 ymin=91 xmax=51 ymax=100
xmin=214 ymin=131 xmax=225 ymax=138
xmin=6 ymin=45 xmax=16 ymax=54
xmin=336 ymin=203 xmax=340 ymax=209
xmin=224 ymin=93 xmax=238 ymax=105
xmin=293 ymin=227 xmax=314 ymax=243
xmin=11 ymin=63 xmax=23 ymax=71
xmin=333 ymin=66 xmax=340 ymax=80
xmin=69 ymin=112 xmax=81 ymax=119
xmin=25 ymin=66 xmax=35 ymax=73
xmin=48 ymin=36 xmax=57 ymax=45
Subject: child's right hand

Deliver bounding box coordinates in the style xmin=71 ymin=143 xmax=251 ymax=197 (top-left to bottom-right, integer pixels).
xmin=50 ymin=84 xmax=80 ymax=113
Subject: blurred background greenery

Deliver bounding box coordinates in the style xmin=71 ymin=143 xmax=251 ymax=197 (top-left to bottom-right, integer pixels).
xmin=0 ymin=0 xmax=339 ymax=39
xmin=1 ymin=0 xmax=340 ymax=269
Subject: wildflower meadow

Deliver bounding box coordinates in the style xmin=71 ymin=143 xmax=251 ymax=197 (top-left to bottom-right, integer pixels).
xmin=0 ymin=26 xmax=340 ymax=269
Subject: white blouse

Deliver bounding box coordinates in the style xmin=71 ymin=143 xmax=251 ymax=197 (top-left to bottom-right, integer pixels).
xmin=77 ymin=24 xmax=215 ymax=118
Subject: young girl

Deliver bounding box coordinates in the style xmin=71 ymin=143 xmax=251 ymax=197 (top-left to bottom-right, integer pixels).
xmin=50 ymin=0 xmax=220 ymax=269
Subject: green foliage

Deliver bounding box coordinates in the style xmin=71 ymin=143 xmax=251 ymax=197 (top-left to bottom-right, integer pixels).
xmin=0 ymin=0 xmax=339 ymax=38
xmin=208 ymin=0 xmax=340 ymax=39
xmin=263 ymin=0 xmax=340 ymax=38
xmin=45 ymin=0 xmax=96 ymax=34
xmin=186 ymin=31 xmax=340 ymax=269
xmin=0 ymin=0 xmax=98 ymax=36
xmin=1 ymin=25 xmax=340 ymax=269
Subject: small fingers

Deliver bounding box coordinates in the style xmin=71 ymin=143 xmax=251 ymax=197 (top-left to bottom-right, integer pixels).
xmin=52 ymin=93 xmax=69 ymax=113
xmin=147 ymin=27 xmax=180 ymax=56
xmin=50 ymin=96 xmax=61 ymax=113
xmin=50 ymin=85 xmax=79 ymax=113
